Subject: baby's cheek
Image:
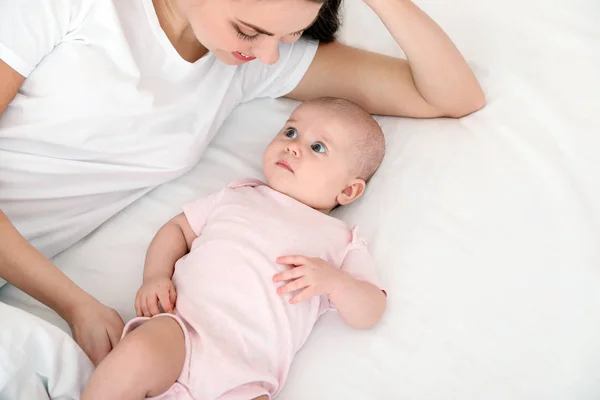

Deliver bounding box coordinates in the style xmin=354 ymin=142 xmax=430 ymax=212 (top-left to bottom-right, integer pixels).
xmin=309 ymin=181 xmax=339 ymax=206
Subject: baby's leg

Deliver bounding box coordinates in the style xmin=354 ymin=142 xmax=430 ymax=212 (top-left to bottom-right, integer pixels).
xmin=82 ymin=316 xmax=185 ymax=400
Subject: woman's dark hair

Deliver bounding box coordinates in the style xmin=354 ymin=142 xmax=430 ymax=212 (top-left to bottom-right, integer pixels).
xmin=301 ymin=0 xmax=342 ymax=43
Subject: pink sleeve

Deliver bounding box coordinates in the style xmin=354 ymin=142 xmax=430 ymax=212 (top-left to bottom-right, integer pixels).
xmin=340 ymin=228 xmax=385 ymax=292
xmin=181 ymin=189 xmax=225 ymax=236
xmin=321 ymin=228 xmax=385 ymax=314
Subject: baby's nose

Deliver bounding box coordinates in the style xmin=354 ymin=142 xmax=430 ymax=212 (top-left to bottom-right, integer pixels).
xmin=286 ymin=144 xmax=300 ymax=156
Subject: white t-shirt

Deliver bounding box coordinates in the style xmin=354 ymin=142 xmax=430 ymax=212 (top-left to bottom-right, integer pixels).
xmin=0 ymin=0 xmax=319 ymax=259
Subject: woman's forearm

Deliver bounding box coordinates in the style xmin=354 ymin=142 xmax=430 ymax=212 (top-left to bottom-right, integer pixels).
xmin=367 ymin=0 xmax=485 ymax=116
xmin=0 ymin=210 xmax=91 ymax=321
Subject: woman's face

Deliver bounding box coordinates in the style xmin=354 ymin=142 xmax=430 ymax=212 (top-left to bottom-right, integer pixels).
xmin=176 ymin=0 xmax=323 ymax=65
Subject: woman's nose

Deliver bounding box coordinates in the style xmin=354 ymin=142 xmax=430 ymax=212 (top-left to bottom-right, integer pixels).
xmin=254 ymin=39 xmax=280 ymax=65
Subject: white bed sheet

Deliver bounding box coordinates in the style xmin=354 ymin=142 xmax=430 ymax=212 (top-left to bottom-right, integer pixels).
xmin=0 ymin=302 xmax=93 ymax=400
xmin=2 ymin=0 xmax=600 ymax=398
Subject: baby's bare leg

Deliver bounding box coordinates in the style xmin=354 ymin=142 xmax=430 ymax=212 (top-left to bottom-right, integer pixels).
xmin=82 ymin=316 xmax=185 ymax=400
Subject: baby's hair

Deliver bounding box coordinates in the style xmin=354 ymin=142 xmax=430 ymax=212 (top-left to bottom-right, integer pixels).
xmin=307 ymin=97 xmax=385 ymax=181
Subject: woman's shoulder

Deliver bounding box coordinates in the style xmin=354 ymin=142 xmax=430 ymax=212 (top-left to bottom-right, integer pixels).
xmin=0 ymin=0 xmax=99 ymax=77
xmin=0 ymin=0 xmax=108 ymax=41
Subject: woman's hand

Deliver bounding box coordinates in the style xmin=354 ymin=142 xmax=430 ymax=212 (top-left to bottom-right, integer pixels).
xmin=0 ymin=210 xmax=124 ymax=365
xmin=135 ymin=276 xmax=177 ymax=317
xmin=67 ymin=298 xmax=125 ymax=366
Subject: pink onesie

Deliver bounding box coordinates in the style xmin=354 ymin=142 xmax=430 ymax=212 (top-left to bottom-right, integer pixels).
xmin=122 ymin=179 xmax=383 ymax=399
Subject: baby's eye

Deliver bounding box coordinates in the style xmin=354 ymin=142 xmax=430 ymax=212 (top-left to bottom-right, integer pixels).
xmin=285 ymin=128 xmax=297 ymax=139
xmin=311 ymin=142 xmax=326 ymax=153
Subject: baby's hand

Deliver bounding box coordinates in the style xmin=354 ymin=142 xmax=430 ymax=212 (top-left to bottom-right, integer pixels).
xmin=273 ymin=256 xmax=342 ymax=304
xmin=134 ymin=276 xmax=177 ymax=317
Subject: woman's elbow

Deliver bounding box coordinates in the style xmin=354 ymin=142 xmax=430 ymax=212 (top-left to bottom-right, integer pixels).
xmin=446 ymin=88 xmax=486 ymax=118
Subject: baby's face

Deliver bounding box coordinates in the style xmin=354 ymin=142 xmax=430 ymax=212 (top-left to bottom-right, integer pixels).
xmin=263 ymin=103 xmax=364 ymax=212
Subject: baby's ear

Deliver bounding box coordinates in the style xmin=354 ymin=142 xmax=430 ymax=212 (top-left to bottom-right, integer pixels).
xmin=337 ymin=179 xmax=366 ymax=206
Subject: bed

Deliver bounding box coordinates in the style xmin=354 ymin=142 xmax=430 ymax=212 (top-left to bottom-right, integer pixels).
xmin=1 ymin=0 xmax=599 ymax=398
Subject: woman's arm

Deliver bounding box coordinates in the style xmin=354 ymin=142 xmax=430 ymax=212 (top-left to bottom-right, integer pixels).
xmin=0 ymin=210 xmax=125 ymax=365
xmin=0 ymin=59 xmax=24 ymax=116
xmin=288 ymin=0 xmax=485 ymax=118
xmin=1 ymin=61 xmax=125 ymax=366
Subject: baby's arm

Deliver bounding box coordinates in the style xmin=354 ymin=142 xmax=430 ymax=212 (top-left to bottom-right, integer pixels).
xmin=328 ymin=275 xmax=386 ymax=329
xmin=135 ymin=213 xmax=197 ymax=316
xmin=143 ymin=213 xmax=196 ymax=281
xmin=274 ymin=255 xmax=386 ymax=329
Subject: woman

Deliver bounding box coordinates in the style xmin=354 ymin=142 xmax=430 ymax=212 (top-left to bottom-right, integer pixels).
xmin=0 ymin=0 xmax=484 ymax=366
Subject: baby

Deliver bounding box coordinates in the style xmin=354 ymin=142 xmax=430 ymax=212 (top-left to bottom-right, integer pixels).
xmin=82 ymin=97 xmax=387 ymax=400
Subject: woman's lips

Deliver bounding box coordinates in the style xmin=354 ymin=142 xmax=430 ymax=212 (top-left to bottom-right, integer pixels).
xmin=232 ymin=51 xmax=256 ymax=61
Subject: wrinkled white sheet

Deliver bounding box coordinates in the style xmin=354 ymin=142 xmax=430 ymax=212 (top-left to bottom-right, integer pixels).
xmin=0 ymin=302 xmax=92 ymax=400
xmin=1 ymin=0 xmax=600 ymax=398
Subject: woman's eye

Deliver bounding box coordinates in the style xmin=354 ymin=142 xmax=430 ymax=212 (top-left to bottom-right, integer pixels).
xmin=311 ymin=142 xmax=326 ymax=153
xmin=285 ymin=128 xmax=297 ymax=138
xmin=235 ymin=26 xmax=258 ymax=41
xmin=281 ymin=31 xmax=304 ymax=44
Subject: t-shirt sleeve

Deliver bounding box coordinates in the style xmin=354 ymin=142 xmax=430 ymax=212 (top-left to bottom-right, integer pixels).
xmin=181 ymin=189 xmax=225 ymax=236
xmin=239 ymin=38 xmax=319 ymax=102
xmin=0 ymin=0 xmax=76 ymax=77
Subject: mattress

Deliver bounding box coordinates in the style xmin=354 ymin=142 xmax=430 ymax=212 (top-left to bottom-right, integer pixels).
xmin=1 ymin=0 xmax=599 ymax=398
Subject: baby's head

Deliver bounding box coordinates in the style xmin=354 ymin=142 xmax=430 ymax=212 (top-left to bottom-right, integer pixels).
xmin=263 ymin=97 xmax=385 ymax=213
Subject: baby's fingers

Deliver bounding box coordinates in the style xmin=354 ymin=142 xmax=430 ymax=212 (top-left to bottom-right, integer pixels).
xmin=290 ymin=287 xmax=314 ymax=304
xmin=157 ymin=289 xmax=173 ymax=313
xmin=134 ymin=293 xmax=142 ymax=317
xmin=169 ymin=286 xmax=177 ymax=310
xmin=276 ymin=255 xmax=308 ymax=266
xmin=147 ymin=294 xmax=162 ymax=316
xmin=135 ymin=289 xmax=149 ymax=317
xmin=140 ymin=296 xmax=151 ymax=317
xmin=273 ymin=266 xmax=305 ymax=282
xmin=277 ymin=277 xmax=309 ymax=296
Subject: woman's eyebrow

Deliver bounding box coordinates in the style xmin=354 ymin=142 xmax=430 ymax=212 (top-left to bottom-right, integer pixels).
xmin=237 ymin=20 xmax=312 ymax=36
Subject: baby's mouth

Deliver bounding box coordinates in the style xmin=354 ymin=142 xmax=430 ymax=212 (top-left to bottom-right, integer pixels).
xmin=276 ymin=160 xmax=294 ymax=173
